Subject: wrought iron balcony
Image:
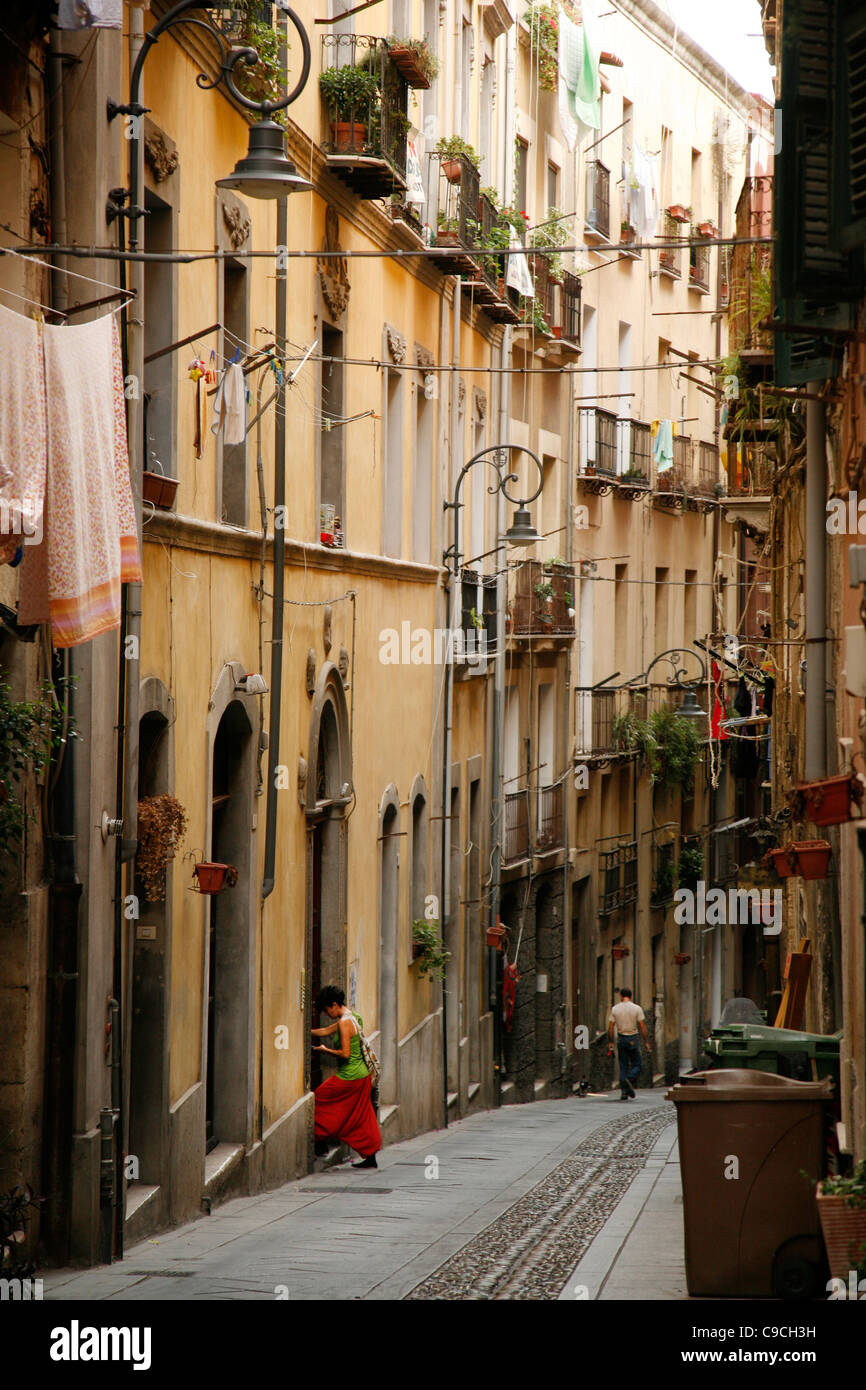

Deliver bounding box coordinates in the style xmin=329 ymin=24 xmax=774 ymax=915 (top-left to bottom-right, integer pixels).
xmin=729 ymin=175 xmax=774 ymax=358
xmin=585 ymin=159 xmax=611 ymax=240
xmin=508 ymin=559 xmax=575 ymax=639
xmin=504 ymin=788 xmax=530 ymax=863
xmin=689 ymin=233 xmax=712 ymax=293
xmin=723 ymin=440 xmax=776 ymax=498
xmin=578 ymin=406 xmax=618 ymax=479
xmin=460 ymin=568 xmax=497 ymax=659
xmin=614 ymin=419 xmax=652 ymax=495
xmin=598 ymin=836 xmax=637 ymax=915
xmin=320 ymin=35 xmax=409 ymax=198
xmin=430 ymin=149 xmax=481 ymax=274
xmin=658 ymin=211 xmax=681 ymax=278
xmin=537 ymin=780 xmax=564 ymax=852
xmin=693 ymin=440 xmax=718 ymax=497
xmin=574 ymin=685 xmax=645 ymax=762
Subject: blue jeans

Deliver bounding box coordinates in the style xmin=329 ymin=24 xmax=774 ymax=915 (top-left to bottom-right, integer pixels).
xmin=618 ymin=1035 xmax=641 ymax=1091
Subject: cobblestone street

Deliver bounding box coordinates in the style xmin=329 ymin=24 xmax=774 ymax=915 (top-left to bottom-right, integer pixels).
xmin=43 ymin=1093 xmax=685 ymax=1302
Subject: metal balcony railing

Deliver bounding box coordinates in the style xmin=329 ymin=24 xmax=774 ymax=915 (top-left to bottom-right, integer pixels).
xmin=724 ymin=440 xmax=776 ymax=497
xmin=560 ymin=271 xmax=581 ymax=344
xmin=673 ymin=434 xmax=692 ymax=483
xmin=578 ymin=406 xmax=618 ymax=476
xmin=431 ymin=149 xmax=481 ymax=253
xmin=730 ymin=176 xmax=774 ymax=353
xmin=694 ymin=440 xmax=718 ymax=496
xmin=689 ymin=235 xmax=711 ymax=292
xmin=651 ymin=839 xmax=677 ymax=906
xmin=615 ymin=419 xmax=652 ymax=483
xmin=504 ymin=788 xmax=530 ymax=862
xmin=711 ymin=823 xmax=740 ymax=883
xmin=659 ymin=211 xmax=681 ymax=277
xmin=320 ymin=35 xmax=409 ymax=193
xmin=508 ymin=559 xmax=575 ymax=637
xmin=460 ymin=569 xmax=497 ymax=657
xmin=585 ymin=159 xmax=611 ymax=239
xmin=597 ymin=836 xmax=637 ymax=915
xmin=538 ymin=780 xmax=564 ymax=851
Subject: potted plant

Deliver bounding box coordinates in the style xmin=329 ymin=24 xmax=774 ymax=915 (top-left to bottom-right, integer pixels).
xmin=620 ymin=220 xmax=636 ymax=245
xmin=386 ymin=35 xmax=440 ymax=88
xmin=817 ymin=1161 xmax=866 ymax=1281
xmin=766 ymin=844 xmax=798 ymax=878
xmin=435 ymin=211 xmax=461 ymax=246
xmin=136 ymin=794 xmax=188 ymax=902
xmin=789 ymin=772 xmax=864 ymax=827
xmin=436 ymin=134 xmax=481 ymax=181
xmin=612 ymin=944 xmax=630 ymax=960
xmin=143 ymin=457 xmax=178 ymax=510
xmin=411 ymin=917 xmax=451 ymax=979
xmin=673 ymin=952 xmax=691 ymax=965
xmin=319 ymin=65 xmax=379 ymax=152
xmin=793 ymin=840 xmax=832 ymax=880
xmin=697 ymin=218 xmax=717 ymax=237
xmin=652 ymin=856 xmax=678 ymax=904
xmin=192 ymin=858 xmax=240 ymax=895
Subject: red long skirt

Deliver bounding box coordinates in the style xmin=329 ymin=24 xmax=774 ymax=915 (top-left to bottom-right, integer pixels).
xmin=314 ymin=1074 xmax=382 ymax=1157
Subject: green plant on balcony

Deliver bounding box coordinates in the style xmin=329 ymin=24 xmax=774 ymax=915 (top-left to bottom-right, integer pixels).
xmin=524 ymin=2 xmax=559 ymax=92
xmin=221 ymin=2 xmax=291 ymax=124
xmin=435 ymin=134 xmax=482 ymax=170
xmin=387 ymin=35 xmax=441 ymax=82
xmin=533 ymin=579 xmax=555 ymax=600
xmin=652 ymin=854 xmax=678 ymax=904
xmin=478 ymin=218 xmax=512 ymax=279
xmin=529 ymin=206 xmax=569 ymax=280
xmin=648 ymin=708 xmax=703 ymax=791
xmin=678 ymin=843 xmax=704 ymax=890
xmin=436 ymin=210 xmax=460 ymax=237
xmin=518 ymin=292 xmax=550 ymax=335
xmin=319 ymin=64 xmax=380 ymax=122
xmin=412 ymin=918 xmax=451 ymax=980
xmin=721 ymin=349 xmax=790 ymax=441
xmin=0 ymin=678 xmax=74 ymax=870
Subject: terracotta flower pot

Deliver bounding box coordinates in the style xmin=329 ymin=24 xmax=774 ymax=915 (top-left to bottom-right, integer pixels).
xmin=769 ymin=845 xmax=798 ymax=878
xmin=330 ymin=122 xmax=367 ymax=154
xmin=486 ymin=924 xmax=507 ymax=950
xmin=435 ymin=230 xmax=460 ymax=247
xmin=668 ymin=203 xmax=689 ymax=223
xmin=794 ymin=840 xmax=832 ymax=880
xmin=674 ymin=952 xmax=691 ymax=965
xmin=552 ymin=325 xmax=562 ymax=339
xmin=817 ymin=1189 xmax=866 ymax=1280
xmin=442 ymin=157 xmax=462 ymax=183
xmin=796 ymin=774 xmax=862 ymax=827
xmin=612 ymin=946 xmax=630 ymax=960
xmin=194 ymin=862 xmax=232 ymax=895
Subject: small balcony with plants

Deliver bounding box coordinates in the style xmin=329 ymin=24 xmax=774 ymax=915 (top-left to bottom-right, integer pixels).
xmin=462 ymin=187 xmax=521 ymax=323
xmin=619 ymin=217 xmax=640 ymax=259
xmin=689 ymin=224 xmax=712 ymax=293
xmin=384 ymin=35 xmax=440 ymax=88
xmin=653 ymin=435 xmax=691 ymax=509
xmin=689 ymin=439 xmax=719 ymax=509
xmin=597 ymin=835 xmax=638 ymax=916
xmin=319 ymin=35 xmax=410 ymax=198
xmin=503 ymin=787 xmax=530 ymax=864
xmin=651 ymin=837 xmax=678 ymax=908
xmin=574 ymin=684 xmax=642 ymax=764
xmin=537 ymin=779 xmax=565 ymax=853
xmin=577 ymin=406 xmax=618 ymax=489
xmin=429 ymin=137 xmax=483 ymax=274
xmin=658 ymin=210 xmax=682 ymax=278
xmin=507 ymin=558 xmax=575 ymax=641
xmin=585 ymin=159 xmax=611 ymax=242
xmin=459 ymin=567 xmax=497 ymax=664
xmin=613 ymin=418 xmax=652 ymax=497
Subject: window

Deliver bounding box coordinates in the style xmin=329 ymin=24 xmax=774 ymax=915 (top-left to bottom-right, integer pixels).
xmin=655 ymin=567 xmax=669 ymax=654
xmin=413 ymin=368 xmax=434 ymax=563
xmin=614 ymin=563 xmax=628 ymax=674
xmin=515 ymin=137 xmax=529 ymax=220
xmin=660 ymin=126 xmax=672 ymax=207
xmin=547 ymin=159 xmax=559 ymax=210
xmin=461 ymin=18 xmax=473 ymax=138
xmin=383 ymin=366 xmax=403 ymax=557
xmin=320 ymin=325 xmax=345 ymax=541
xmin=621 ymin=99 xmax=633 ymax=180
xmin=684 ymin=569 xmax=697 ymax=645
xmin=480 ymin=57 xmax=495 ymax=173
xmin=143 ymin=192 xmax=176 ymax=489
xmin=221 ymin=256 xmax=249 ymax=526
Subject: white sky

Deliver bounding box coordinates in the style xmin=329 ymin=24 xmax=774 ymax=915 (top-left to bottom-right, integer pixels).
xmin=660 ymin=0 xmax=775 ymax=101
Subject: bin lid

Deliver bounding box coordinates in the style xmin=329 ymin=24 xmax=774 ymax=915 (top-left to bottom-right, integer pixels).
xmin=666 ymin=1068 xmax=835 ymax=1102
xmin=705 ymin=1023 xmax=841 ymax=1052
xmin=719 ymin=996 xmax=765 ymax=1025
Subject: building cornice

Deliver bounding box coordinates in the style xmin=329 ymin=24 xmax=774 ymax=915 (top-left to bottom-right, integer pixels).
xmin=145 ymin=511 xmax=442 ymax=585
xmin=609 ymin=0 xmax=759 ymax=116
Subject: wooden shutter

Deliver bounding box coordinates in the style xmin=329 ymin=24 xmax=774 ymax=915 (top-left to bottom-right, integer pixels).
xmin=840 ymin=4 xmax=866 ymax=247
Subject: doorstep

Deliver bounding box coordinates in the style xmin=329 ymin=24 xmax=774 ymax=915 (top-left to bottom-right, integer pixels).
xmin=203 ymin=1141 xmax=244 ymax=1200
xmin=379 ymin=1103 xmax=399 ymax=1130
xmin=125 ymin=1183 xmax=159 ymax=1224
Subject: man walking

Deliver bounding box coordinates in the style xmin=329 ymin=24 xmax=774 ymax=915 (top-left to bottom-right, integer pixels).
xmin=607 ymin=987 xmax=649 ymax=1100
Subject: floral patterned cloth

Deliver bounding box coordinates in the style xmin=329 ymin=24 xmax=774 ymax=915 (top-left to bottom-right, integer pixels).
xmin=0 ymin=303 xmax=46 ymax=565
xmin=19 ymin=312 xmax=141 ymax=647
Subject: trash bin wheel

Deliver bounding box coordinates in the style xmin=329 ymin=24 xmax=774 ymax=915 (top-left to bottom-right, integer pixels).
xmin=772 ymin=1236 xmax=826 ymax=1301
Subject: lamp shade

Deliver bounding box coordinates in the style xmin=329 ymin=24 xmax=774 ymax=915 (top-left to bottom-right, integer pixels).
xmin=675 ymin=688 xmax=706 ymax=721
xmin=504 ymin=506 xmax=540 ymax=546
xmin=216 ymin=120 xmax=313 ymax=199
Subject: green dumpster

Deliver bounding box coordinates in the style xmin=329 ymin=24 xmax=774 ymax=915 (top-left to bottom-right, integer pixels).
xmin=704 ymin=1020 xmax=841 ymax=1088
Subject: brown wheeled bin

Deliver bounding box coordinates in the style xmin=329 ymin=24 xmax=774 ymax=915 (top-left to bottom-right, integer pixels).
xmin=667 ymin=1068 xmax=833 ymax=1299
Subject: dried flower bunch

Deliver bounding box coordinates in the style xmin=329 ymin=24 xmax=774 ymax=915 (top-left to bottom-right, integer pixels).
xmin=136 ymin=794 xmax=188 ymax=902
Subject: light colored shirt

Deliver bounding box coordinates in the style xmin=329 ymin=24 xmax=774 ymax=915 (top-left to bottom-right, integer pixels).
xmin=609 ymin=1001 xmax=645 ymax=1036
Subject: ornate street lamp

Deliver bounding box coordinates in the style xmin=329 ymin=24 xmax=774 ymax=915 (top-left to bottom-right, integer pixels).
xmin=443 ymin=444 xmax=545 ymax=573
xmin=630 ymin=647 xmax=709 ymax=722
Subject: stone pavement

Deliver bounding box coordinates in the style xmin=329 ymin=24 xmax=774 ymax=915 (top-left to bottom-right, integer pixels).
xmin=43 ymin=1090 xmax=686 ymax=1302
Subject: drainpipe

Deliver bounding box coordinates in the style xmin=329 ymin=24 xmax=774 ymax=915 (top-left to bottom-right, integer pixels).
xmin=489 ymin=325 xmax=511 ymax=1104
xmin=261 ymin=193 xmax=289 ymax=900
xmin=805 ymin=387 xmax=827 ymax=781
xmin=562 ymin=369 xmax=575 ymax=1088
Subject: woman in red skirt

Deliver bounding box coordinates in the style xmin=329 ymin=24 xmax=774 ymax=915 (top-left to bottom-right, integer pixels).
xmin=312 ymin=985 xmax=382 ymax=1169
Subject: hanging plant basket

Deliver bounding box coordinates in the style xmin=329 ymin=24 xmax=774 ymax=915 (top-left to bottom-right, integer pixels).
xmin=486 ymin=923 xmax=508 ymax=950
xmin=792 ymin=773 xmax=864 ymax=827
xmin=794 ymin=840 xmax=832 ymax=880
xmin=816 ymin=1187 xmax=866 ymax=1280
xmin=143 ymin=470 xmax=179 ymax=511
xmin=767 ymin=844 xmax=798 ymax=879
xmin=193 ymin=861 xmax=239 ymax=895
xmin=386 ymin=45 xmax=432 ymax=88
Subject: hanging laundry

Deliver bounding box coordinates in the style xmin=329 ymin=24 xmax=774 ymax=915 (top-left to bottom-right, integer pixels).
xmin=19 ymin=313 xmax=141 ymax=648
xmin=710 ymin=659 xmax=728 ymax=742
xmin=626 ymin=141 xmax=660 ymax=238
xmin=211 ymin=361 xmax=246 ymax=446
xmin=0 ymin=304 xmax=46 ymax=566
xmin=189 ymin=357 xmax=205 ymax=460
xmin=505 ymin=229 xmax=536 ymax=297
xmin=405 ymin=138 xmax=426 ymax=210
xmin=653 ymin=420 xmax=674 ymax=471
xmin=557 ymin=3 xmax=601 ymax=153
xmin=57 ymin=0 xmax=122 ymax=28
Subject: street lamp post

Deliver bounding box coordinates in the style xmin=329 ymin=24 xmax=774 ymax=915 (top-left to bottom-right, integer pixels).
xmin=104 ymin=2 xmax=311 ymax=1262
xmin=440 ymin=445 xmax=544 ymax=1125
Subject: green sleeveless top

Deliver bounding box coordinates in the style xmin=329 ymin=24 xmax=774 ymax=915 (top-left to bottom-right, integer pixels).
xmin=337 ymin=1011 xmax=369 ymax=1080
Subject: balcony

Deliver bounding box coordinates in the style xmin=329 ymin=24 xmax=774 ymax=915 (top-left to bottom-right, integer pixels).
xmin=723 ymin=440 xmax=776 ymax=500
xmin=504 ymin=788 xmax=530 ymax=863
xmin=614 ymin=419 xmax=652 ymax=497
xmin=651 ymin=839 xmax=677 ymax=907
xmin=544 ymin=270 xmax=582 ymax=362
xmin=585 ymin=160 xmax=611 ymax=242
xmin=598 ymin=836 xmax=638 ymax=916
xmin=537 ymin=780 xmax=564 ymax=852
xmin=577 ymin=406 xmax=617 ymax=491
xmin=508 ymin=559 xmax=575 ymax=640
xmin=730 ymin=176 xmax=774 ymax=362
xmin=685 ymin=438 xmax=718 ymax=513
xmin=658 ymin=211 xmax=682 ymax=279
xmin=460 ymin=568 xmax=497 ymax=661
xmin=430 ymin=149 xmax=481 ymax=275
xmin=653 ymin=436 xmax=691 ymax=510
xmin=689 ymin=233 xmax=712 ymax=293
xmin=462 ymin=191 xmax=522 ymax=323
xmin=320 ymin=36 xmax=409 ymax=199
xmin=574 ymin=685 xmax=643 ymax=764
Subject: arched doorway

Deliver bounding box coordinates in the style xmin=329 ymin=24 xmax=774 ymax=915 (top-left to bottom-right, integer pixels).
xmin=378 ymin=793 xmax=400 ymax=1106
xmin=206 ymin=698 xmax=255 ymax=1151
xmin=305 ymin=665 xmax=351 ymax=1094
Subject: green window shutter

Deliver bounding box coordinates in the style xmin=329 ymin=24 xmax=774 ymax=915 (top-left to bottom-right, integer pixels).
xmin=777 ymin=0 xmax=860 ymax=301
xmin=839 ymin=4 xmax=866 ymax=247
xmin=774 ymin=296 xmax=849 ymax=387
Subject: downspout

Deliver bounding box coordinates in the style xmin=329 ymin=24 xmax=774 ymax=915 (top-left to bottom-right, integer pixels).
xmin=261 ymin=194 xmax=289 ymax=900
xmin=805 ymin=388 xmax=828 ymax=781
xmin=489 ymin=324 xmax=511 ymax=1104
xmin=563 ymin=367 xmax=575 ymax=1090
